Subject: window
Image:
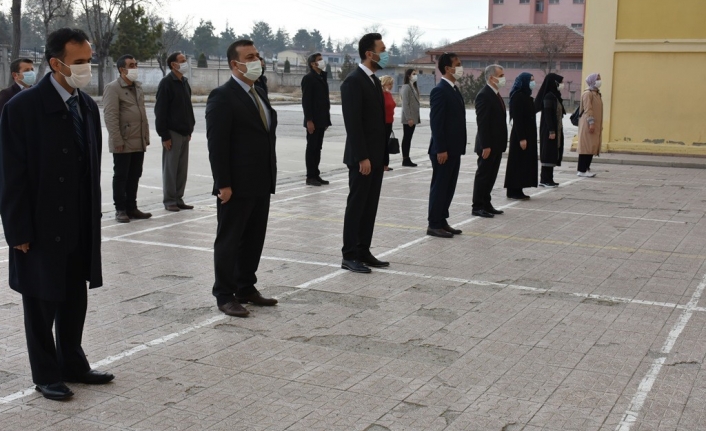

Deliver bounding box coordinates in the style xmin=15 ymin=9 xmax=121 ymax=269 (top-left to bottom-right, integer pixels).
xmin=549 ymin=0 xmax=559 ymax=3
xmin=493 ymin=23 xmax=503 ymax=28
xmin=561 ymin=61 xmax=583 ymax=70
xmin=493 ymin=0 xmax=504 ymax=4
xmin=523 ymin=61 xmax=541 ymax=69
xmin=573 ymin=0 xmax=584 ymax=3
xmin=536 ymin=0 xmax=544 ymax=12
xmin=462 ymin=60 xmax=490 ymax=69
xmin=519 ymin=0 xmax=530 ymax=3
xmin=571 ymin=23 xmax=583 ymax=29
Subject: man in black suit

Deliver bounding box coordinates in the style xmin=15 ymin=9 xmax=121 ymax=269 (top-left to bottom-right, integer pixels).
xmin=301 ymin=52 xmax=331 ymax=186
xmin=472 ymin=64 xmax=508 ymax=218
xmin=0 ymin=58 xmax=35 ymax=112
xmin=340 ymin=33 xmax=390 ymax=274
xmin=0 ymin=28 xmax=113 ymax=401
xmin=206 ymin=39 xmax=279 ymax=318
xmin=427 ymin=53 xmax=467 ymax=238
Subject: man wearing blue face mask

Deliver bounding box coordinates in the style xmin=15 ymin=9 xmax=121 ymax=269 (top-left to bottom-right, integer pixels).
xmin=0 ymin=58 xmax=35 ymax=113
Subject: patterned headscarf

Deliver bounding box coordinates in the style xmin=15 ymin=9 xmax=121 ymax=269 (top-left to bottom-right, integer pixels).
xmin=585 ymin=73 xmax=600 ymax=91
xmin=509 ymin=72 xmax=533 ymax=122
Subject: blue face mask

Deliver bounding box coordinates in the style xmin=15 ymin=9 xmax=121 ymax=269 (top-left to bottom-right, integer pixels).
xmin=373 ymin=51 xmax=389 ymax=69
xmin=20 ymin=70 xmax=36 ymax=86
xmin=529 ymin=80 xmax=536 ymax=90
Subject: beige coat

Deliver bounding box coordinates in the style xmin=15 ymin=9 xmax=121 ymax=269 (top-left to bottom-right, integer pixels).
xmin=103 ymin=77 xmax=149 ymax=153
xmin=577 ymin=89 xmax=603 ymax=155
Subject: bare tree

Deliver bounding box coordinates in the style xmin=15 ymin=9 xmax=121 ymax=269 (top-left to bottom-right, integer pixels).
xmin=531 ymin=26 xmax=570 ymax=76
xmin=401 ymin=26 xmax=425 ymax=60
xmin=27 ymin=0 xmax=74 ymax=77
xmin=151 ymin=15 xmax=190 ymax=76
xmin=10 ymin=0 xmax=21 ymax=84
xmin=362 ymin=23 xmax=386 ymax=37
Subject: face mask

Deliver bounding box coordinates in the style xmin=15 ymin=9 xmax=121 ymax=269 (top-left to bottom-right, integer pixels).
xmin=495 ymin=76 xmax=506 ymax=87
xmin=177 ymin=61 xmax=189 ymax=74
xmin=236 ymin=60 xmax=263 ymax=81
xmin=595 ymin=80 xmax=602 ymax=88
xmin=316 ymin=60 xmax=326 ymax=70
xmin=372 ymin=51 xmax=389 ymax=69
xmin=19 ymin=70 xmax=36 ymax=86
xmin=410 ymin=74 xmax=417 ymax=83
xmin=557 ymin=82 xmax=564 ymax=91
xmin=452 ymin=66 xmax=464 ymax=80
xmin=529 ymin=80 xmax=536 ymax=90
xmin=57 ymin=60 xmax=92 ymax=89
xmin=125 ymin=68 xmax=139 ymax=82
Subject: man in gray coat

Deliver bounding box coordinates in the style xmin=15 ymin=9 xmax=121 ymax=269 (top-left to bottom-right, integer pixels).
xmin=103 ymin=54 xmax=152 ymax=222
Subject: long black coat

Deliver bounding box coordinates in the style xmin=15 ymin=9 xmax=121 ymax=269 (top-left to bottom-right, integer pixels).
xmin=474 ymin=85 xmax=508 ymax=155
xmin=0 ymin=83 xmax=21 ymax=113
xmin=539 ymin=92 xmax=564 ymax=166
xmin=0 ymin=74 xmax=103 ymax=301
xmin=505 ymin=92 xmax=538 ymax=189
xmin=206 ymin=78 xmax=278 ymax=198
xmin=301 ymin=70 xmax=331 ymax=128
xmin=341 ymin=67 xmax=386 ymax=168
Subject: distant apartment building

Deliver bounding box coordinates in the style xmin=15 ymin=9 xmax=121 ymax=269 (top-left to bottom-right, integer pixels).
xmin=489 ymin=0 xmax=586 ymax=30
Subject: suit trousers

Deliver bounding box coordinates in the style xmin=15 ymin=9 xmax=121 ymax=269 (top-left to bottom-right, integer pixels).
xmin=383 ymin=123 xmax=392 ymax=167
xmin=162 ymin=131 xmax=189 ymax=206
xmin=113 ymin=151 xmax=145 ymax=211
xmin=212 ymin=196 xmax=270 ymax=306
xmin=342 ymin=166 xmax=384 ymax=260
xmin=305 ymin=127 xmax=326 ymax=179
xmin=402 ymin=124 xmax=416 ymax=159
xmin=428 ymin=155 xmax=461 ymax=229
xmin=472 ymin=151 xmax=503 ymax=211
xmin=22 ymin=250 xmax=91 ymax=384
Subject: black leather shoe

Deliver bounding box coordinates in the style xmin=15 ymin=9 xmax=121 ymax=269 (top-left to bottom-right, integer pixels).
xmin=177 ymin=203 xmax=194 ymax=210
xmin=115 ymin=211 xmax=130 ymax=223
xmin=472 ymin=209 xmax=494 ymax=218
xmin=486 ymin=207 xmax=504 ymax=215
xmin=218 ymin=301 xmax=250 ymax=317
xmin=316 ymin=177 xmax=330 ymax=185
xmin=427 ymin=228 xmax=453 ymax=238
xmin=341 ymin=259 xmax=372 ymax=273
xmin=402 ymin=158 xmax=417 ymax=167
xmin=306 ymin=178 xmax=322 ymax=186
xmin=360 ymin=255 xmax=390 ymax=268
xmin=35 ymin=382 xmax=73 ymax=400
xmin=443 ymin=225 xmax=462 ymax=235
xmin=65 ymin=369 xmax=114 ymax=385
xmin=237 ymin=292 xmax=278 ymax=306
xmin=165 ymin=204 xmax=180 ymax=212
xmin=127 ymin=208 xmax=153 ymax=219
xmin=507 ymin=194 xmax=530 ymax=200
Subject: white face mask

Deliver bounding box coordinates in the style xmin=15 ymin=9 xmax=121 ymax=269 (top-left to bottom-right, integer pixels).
xmin=451 ymin=66 xmax=463 ymax=80
xmin=177 ymin=61 xmax=189 ymax=74
xmin=19 ymin=70 xmax=36 ymax=86
xmin=557 ymin=82 xmax=564 ymax=91
xmin=58 ymin=60 xmax=92 ymax=89
xmin=529 ymin=80 xmax=536 ymax=90
xmin=316 ymin=60 xmax=326 ymax=70
xmin=495 ymin=76 xmax=506 ymax=88
xmin=594 ymin=80 xmax=602 ymax=88
xmin=125 ymin=68 xmax=139 ymax=82
xmin=236 ymin=60 xmax=263 ymax=81
xmin=410 ymin=74 xmax=418 ymax=83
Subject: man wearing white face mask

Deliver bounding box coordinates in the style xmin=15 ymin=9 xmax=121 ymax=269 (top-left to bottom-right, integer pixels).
xmin=301 ymin=52 xmax=331 ymax=186
xmin=103 ymin=54 xmax=152 ymax=223
xmin=0 ymin=28 xmax=113 ymax=401
xmin=0 ymin=58 xmax=35 ymax=113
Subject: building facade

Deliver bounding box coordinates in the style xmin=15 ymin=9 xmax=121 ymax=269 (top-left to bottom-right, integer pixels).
xmin=489 ymin=0 xmax=586 ymax=30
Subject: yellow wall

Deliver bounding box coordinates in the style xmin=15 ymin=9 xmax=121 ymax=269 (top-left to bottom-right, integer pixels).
xmin=583 ymin=0 xmax=706 ymax=155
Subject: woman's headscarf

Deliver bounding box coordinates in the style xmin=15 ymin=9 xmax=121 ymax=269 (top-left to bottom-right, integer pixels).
xmin=585 ymin=73 xmax=600 ymax=91
xmin=509 ymin=72 xmax=533 ymax=121
xmin=534 ymin=72 xmax=565 ymax=114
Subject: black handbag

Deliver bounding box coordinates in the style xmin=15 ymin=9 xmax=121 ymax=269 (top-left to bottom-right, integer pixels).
xmin=388 ymin=131 xmax=400 ymax=154
xmin=570 ymin=105 xmax=582 ymax=126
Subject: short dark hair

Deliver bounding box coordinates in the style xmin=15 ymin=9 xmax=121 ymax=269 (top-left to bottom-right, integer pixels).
xmin=10 ymin=58 xmax=33 ymax=74
xmin=307 ymin=52 xmax=321 ymax=71
xmin=166 ymin=52 xmax=182 ymax=70
xmin=227 ymin=39 xmax=254 ymax=64
xmin=358 ymin=33 xmax=382 ymax=61
xmin=45 ymin=28 xmax=90 ymax=72
xmin=437 ymin=52 xmax=458 ymax=75
xmin=116 ymin=54 xmax=135 ymax=71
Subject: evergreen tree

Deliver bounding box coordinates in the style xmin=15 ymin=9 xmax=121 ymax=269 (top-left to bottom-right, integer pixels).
xmin=250 ymin=21 xmax=275 ymax=57
xmin=338 ymin=54 xmax=355 ymax=80
xmin=284 ymin=59 xmax=290 ymax=73
xmin=191 ymin=20 xmax=218 ymax=56
xmin=273 ymin=27 xmax=291 ymax=53
xmin=326 ymin=36 xmax=333 ymax=52
xmin=197 ymin=52 xmax=207 ymax=68
xmin=111 ymin=5 xmax=163 ymax=63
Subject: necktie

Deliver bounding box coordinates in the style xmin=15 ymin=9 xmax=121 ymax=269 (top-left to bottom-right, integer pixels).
xmin=66 ymin=96 xmax=85 ymax=151
xmin=497 ymin=92 xmax=506 ymax=111
xmin=371 ymin=74 xmax=384 ymax=106
xmin=249 ymin=87 xmax=269 ymax=131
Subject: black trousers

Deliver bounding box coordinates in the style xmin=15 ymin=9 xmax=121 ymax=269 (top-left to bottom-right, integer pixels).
xmin=342 ymin=166 xmax=384 ymax=260
xmin=113 ymin=151 xmax=145 ymax=211
xmin=472 ymin=151 xmax=503 ymax=211
xmin=383 ymin=123 xmax=392 ymax=167
xmin=428 ymin=154 xmax=461 ymax=229
xmin=578 ymin=154 xmax=593 ymax=173
xmin=212 ymin=196 xmax=270 ymax=306
xmin=402 ymin=124 xmax=416 ymax=159
xmin=22 ymin=250 xmax=91 ymax=384
xmin=305 ymin=127 xmax=326 ymax=179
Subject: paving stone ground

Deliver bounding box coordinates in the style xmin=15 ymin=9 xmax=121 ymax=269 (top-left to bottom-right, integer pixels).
xmin=1 ymin=105 xmax=706 ymax=430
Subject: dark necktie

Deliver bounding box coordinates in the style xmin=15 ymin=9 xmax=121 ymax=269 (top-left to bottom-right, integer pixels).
xmin=371 ymin=74 xmax=384 ymax=106
xmin=66 ymin=96 xmax=85 ymax=151
xmin=497 ymin=91 xmax=506 ymax=111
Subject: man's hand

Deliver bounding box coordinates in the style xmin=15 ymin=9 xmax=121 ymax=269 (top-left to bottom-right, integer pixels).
xmin=306 ymin=121 xmax=315 ymax=134
xmin=163 ymin=139 xmax=172 ymax=151
xmin=437 ymin=151 xmax=448 ymax=164
xmin=482 ymin=148 xmax=491 ymax=160
xmin=549 ymin=132 xmax=556 ymax=140
xmin=407 ymin=120 xmax=414 ymax=127
xmin=520 ymin=140 xmax=527 ymax=150
xmin=188 ymin=135 xmax=192 ymax=141
xmin=359 ymin=159 xmax=371 ymax=175
xmin=218 ymin=187 xmax=233 ymax=204
xmin=14 ymin=243 xmax=29 ymax=253
xmin=589 ymin=124 xmax=595 ymax=134
xmin=115 ymin=145 xmax=124 ymax=153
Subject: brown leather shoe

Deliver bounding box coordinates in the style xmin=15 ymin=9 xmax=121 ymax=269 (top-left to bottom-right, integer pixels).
xmin=177 ymin=203 xmax=194 ymax=210
xmin=127 ymin=209 xmax=152 ymax=219
xmin=165 ymin=205 xmax=180 ymax=212
xmin=115 ymin=211 xmax=130 ymax=223
xmin=237 ymin=292 xmax=278 ymax=306
xmin=218 ymin=301 xmax=250 ymax=317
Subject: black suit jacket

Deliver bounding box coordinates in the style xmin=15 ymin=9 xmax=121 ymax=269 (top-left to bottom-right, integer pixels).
xmin=301 ymin=70 xmax=331 ymax=128
xmin=474 ymin=85 xmax=508 ymax=154
xmin=341 ymin=67 xmax=386 ymax=167
xmin=429 ymin=79 xmax=467 ymax=157
xmin=206 ymin=77 xmax=278 ymax=198
xmin=0 ymin=74 xmax=103 ymax=300
xmin=0 ymin=83 xmax=22 ymax=113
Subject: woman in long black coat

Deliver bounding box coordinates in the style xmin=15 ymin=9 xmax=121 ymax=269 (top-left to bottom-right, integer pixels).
xmin=535 ymin=72 xmax=566 ymax=187
xmin=505 ymin=72 xmax=538 ymax=199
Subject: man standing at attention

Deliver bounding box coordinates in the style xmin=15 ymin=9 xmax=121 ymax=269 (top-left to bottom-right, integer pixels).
xmin=155 ymin=51 xmax=195 ymax=212
xmin=0 ymin=28 xmax=113 ymax=401
xmin=206 ymin=40 xmax=279 ymax=318
xmin=340 ymin=33 xmax=390 ymax=274
xmin=427 ymin=52 xmax=466 ymax=238
xmin=103 ymin=54 xmax=152 ymax=223
xmin=0 ymin=58 xmax=35 ymax=112
xmin=301 ymin=52 xmax=331 ymax=186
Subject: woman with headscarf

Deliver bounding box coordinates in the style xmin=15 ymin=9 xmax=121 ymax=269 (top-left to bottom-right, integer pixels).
xmin=535 ymin=73 xmax=566 ymax=187
xmin=505 ymin=72 xmax=538 ymax=199
xmin=576 ymin=73 xmax=603 ymax=177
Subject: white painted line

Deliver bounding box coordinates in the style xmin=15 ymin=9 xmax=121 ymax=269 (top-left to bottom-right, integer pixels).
xmin=138 ymin=185 xmax=163 ymax=190
xmin=103 ymin=214 xmax=217 ymax=241
xmin=509 ymin=207 xmax=686 ymax=224
xmin=615 ymin=273 xmax=706 ymax=430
